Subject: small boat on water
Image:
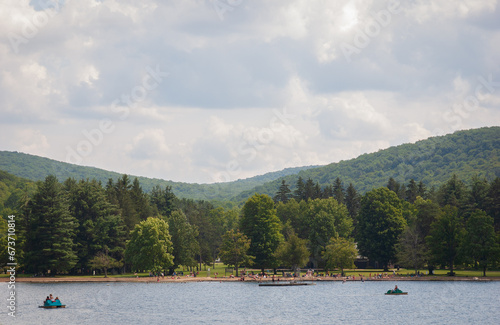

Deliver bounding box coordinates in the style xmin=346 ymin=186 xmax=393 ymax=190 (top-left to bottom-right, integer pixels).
xmin=39 ymin=300 xmax=66 ymax=308
xmin=39 ymin=304 xmax=66 ymax=309
xmin=385 ymin=289 xmax=407 ymax=295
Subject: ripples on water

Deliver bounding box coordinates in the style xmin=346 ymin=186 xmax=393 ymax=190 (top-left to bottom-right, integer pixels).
xmin=1 ymin=280 xmax=499 ymax=325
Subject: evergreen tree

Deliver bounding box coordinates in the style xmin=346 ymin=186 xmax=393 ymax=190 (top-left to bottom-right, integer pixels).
xmin=293 ymin=177 xmax=305 ymax=201
xmin=345 ymin=183 xmax=360 ymax=227
xmin=486 ymin=177 xmax=500 ymax=231
xmin=314 ymin=182 xmax=322 ymax=200
xmin=466 ymin=176 xmax=489 ymax=213
xmin=150 ymin=185 xmax=177 ymax=217
xmin=387 ymin=177 xmax=404 ymax=199
xmin=114 ymin=175 xmax=139 ymax=231
xmin=405 ymin=179 xmax=419 ymax=203
xmin=23 ymin=175 xmax=77 ymax=274
xmin=437 ymin=174 xmax=467 ymax=209
xmin=130 ymin=177 xmax=153 ymax=221
xmin=332 ymin=177 xmax=345 ymax=204
xmin=417 ymin=181 xmax=427 ymax=199
xmin=66 ymin=179 xmax=126 ymax=272
xmin=274 ymin=180 xmax=292 ymax=203
xmin=322 ymin=185 xmax=333 ymax=199
xmin=304 ymin=178 xmax=316 ymax=200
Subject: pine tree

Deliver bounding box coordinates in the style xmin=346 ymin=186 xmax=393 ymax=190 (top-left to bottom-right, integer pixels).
xmin=332 ymin=177 xmax=345 ymax=204
xmin=114 ymin=175 xmax=138 ymax=231
xmin=66 ymin=179 xmax=126 ymax=271
xmin=437 ymin=174 xmax=467 ymax=209
xmin=345 ymin=183 xmax=360 ymax=219
xmin=23 ymin=175 xmax=77 ymax=274
xmin=274 ymin=180 xmax=292 ymax=203
xmin=405 ymin=179 xmax=419 ymax=203
xmin=387 ymin=177 xmax=404 ymax=199
xmin=130 ymin=177 xmax=153 ymax=221
xmin=322 ymin=185 xmax=333 ymax=199
xmin=150 ymin=185 xmax=177 ymax=217
xmin=486 ymin=177 xmax=500 ymax=231
xmin=417 ymin=181 xmax=427 ymax=199
xmin=293 ymin=177 xmax=305 ymax=201
xmin=304 ymin=178 xmax=316 ymax=200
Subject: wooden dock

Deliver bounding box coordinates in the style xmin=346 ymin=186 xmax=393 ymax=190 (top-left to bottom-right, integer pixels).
xmin=259 ymin=282 xmax=315 ymax=287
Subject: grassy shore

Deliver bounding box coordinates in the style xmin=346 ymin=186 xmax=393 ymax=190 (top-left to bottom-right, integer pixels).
xmin=2 ymin=264 xmax=500 ymax=282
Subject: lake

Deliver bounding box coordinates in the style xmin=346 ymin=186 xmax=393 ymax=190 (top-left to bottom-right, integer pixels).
xmin=1 ymin=280 xmax=499 ymax=324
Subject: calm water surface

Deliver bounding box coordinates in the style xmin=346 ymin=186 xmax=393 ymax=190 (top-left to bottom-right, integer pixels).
xmin=1 ymin=280 xmax=499 ymax=324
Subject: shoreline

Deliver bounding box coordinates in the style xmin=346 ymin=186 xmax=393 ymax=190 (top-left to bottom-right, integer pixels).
xmin=2 ymin=276 xmax=498 ymax=283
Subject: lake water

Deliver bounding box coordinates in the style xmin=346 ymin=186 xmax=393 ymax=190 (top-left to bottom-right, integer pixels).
xmin=1 ymin=280 xmax=499 ymax=324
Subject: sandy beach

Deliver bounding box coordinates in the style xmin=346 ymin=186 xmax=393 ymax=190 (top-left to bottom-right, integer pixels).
xmin=2 ymin=275 xmax=498 ymax=283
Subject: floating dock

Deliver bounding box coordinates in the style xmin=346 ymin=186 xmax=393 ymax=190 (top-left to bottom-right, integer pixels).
xmin=259 ymin=282 xmax=315 ymax=287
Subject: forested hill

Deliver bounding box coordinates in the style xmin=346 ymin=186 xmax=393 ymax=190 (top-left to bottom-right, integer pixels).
xmin=0 ymin=150 xmax=317 ymax=201
xmin=231 ymin=127 xmax=500 ymax=202
xmin=1 ymin=127 xmax=498 ymax=203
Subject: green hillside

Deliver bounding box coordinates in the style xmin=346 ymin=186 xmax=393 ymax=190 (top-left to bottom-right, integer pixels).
xmin=1 ymin=127 xmax=498 ymax=203
xmin=0 ymin=150 xmax=317 ymax=201
xmin=0 ymin=170 xmax=36 ymax=218
xmin=231 ymin=127 xmax=500 ymax=202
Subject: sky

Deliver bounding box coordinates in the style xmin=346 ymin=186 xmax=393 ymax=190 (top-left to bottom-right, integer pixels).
xmin=1 ymin=0 xmax=499 ymax=184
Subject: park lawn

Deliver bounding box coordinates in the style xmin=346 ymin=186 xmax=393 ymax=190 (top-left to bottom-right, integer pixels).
xmin=3 ymin=267 xmax=499 ymax=279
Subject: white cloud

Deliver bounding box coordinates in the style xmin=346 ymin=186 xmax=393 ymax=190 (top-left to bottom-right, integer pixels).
xmin=126 ymin=129 xmax=170 ymax=160
xmin=0 ymin=0 xmax=499 ymax=183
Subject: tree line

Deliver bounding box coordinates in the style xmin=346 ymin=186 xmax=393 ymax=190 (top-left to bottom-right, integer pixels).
xmin=1 ymin=173 xmax=499 ymax=277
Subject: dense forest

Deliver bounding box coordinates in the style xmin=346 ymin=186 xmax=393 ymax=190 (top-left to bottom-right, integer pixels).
xmin=1 ymin=127 xmax=499 ymax=204
xmin=1 ymin=170 xmax=499 ymax=277
xmin=1 ymin=127 xmax=499 ymax=276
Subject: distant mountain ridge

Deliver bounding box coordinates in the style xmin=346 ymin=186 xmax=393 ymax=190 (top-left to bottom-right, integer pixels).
xmin=231 ymin=127 xmax=500 ymax=201
xmin=0 ymin=150 xmax=319 ymax=201
xmin=1 ymin=127 xmax=499 ymax=203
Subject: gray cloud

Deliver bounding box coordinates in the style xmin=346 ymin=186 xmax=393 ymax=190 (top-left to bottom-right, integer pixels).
xmin=0 ymin=0 xmax=499 ymax=183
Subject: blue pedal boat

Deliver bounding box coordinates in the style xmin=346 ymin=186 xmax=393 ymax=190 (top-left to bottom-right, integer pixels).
xmin=39 ymin=300 xmax=66 ymax=308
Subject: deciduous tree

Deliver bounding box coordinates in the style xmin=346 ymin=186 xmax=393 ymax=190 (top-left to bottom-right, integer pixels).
xmin=356 ymin=187 xmax=406 ymax=271
xmin=125 ymin=217 xmax=174 ymax=274
xmin=219 ymin=229 xmax=254 ymax=276
xmin=461 ymin=210 xmax=499 ymax=276
xmin=240 ymin=194 xmax=283 ymax=272
xmin=323 ymin=237 xmax=357 ymax=276
xmin=426 ymin=206 xmax=465 ymax=276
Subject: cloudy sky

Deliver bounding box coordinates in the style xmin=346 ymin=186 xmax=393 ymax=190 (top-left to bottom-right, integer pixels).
xmin=1 ymin=0 xmax=499 ymax=183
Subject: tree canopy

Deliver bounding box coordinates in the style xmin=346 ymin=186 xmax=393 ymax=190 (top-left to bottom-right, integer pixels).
xmin=240 ymin=194 xmax=283 ymax=270
xmin=125 ymin=217 xmax=174 ymax=273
